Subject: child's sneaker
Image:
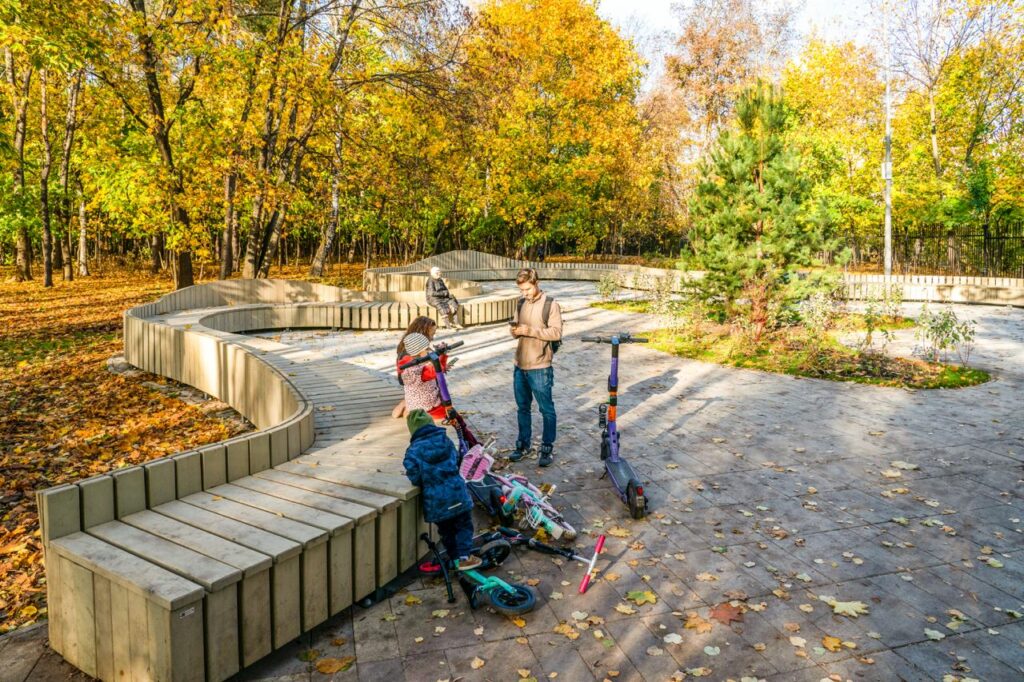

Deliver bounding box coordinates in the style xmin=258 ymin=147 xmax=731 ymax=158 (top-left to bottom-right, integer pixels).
xmin=456 ymin=555 xmax=482 ymax=571
xmin=539 ymin=444 xmax=554 ymax=467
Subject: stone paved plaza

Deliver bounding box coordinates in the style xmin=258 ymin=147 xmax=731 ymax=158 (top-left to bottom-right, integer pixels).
xmin=6 ymin=282 xmax=1024 ymax=681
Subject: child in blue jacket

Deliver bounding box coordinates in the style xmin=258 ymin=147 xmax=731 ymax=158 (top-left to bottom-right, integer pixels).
xmin=403 ymin=409 xmax=481 ymax=571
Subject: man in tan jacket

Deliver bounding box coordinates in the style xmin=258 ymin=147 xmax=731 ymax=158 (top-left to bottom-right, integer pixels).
xmin=509 ymin=268 xmax=563 ymax=467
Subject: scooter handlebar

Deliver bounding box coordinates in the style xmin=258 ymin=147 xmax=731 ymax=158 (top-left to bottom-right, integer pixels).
xmin=397 ymin=355 xmax=430 ymax=370
xmin=581 ymin=334 xmax=649 ymax=344
xmin=397 ymin=340 xmax=465 ymax=371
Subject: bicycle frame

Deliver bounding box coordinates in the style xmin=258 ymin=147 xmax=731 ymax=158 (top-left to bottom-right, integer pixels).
xmin=501 ymin=481 xmax=566 ymax=539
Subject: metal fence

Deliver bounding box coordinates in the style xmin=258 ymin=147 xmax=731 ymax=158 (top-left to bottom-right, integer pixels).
xmin=845 ymin=222 xmax=1024 ymax=277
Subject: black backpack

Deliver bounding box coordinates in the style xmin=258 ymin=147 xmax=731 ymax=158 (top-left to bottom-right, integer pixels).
xmin=517 ymin=296 xmax=562 ymax=354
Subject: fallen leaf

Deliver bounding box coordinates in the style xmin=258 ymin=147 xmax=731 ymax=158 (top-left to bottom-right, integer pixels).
xmin=471 ymin=656 xmax=486 ymax=669
xmin=553 ymin=623 xmax=580 ymax=640
xmin=571 ymin=611 xmax=589 ymax=621
xmin=646 ymin=646 xmax=664 ymax=656
xmin=404 ymin=594 xmax=422 ymax=606
xmin=684 ymin=612 xmax=713 ymax=634
xmin=604 ymin=572 xmax=621 ymax=582
xmin=615 ymin=603 xmax=637 ymax=615
xmin=789 ymin=636 xmax=806 ymax=647
xmin=709 ymin=602 xmax=744 ymax=625
xmin=703 ymin=645 xmax=720 ymax=656
xmin=626 ymin=590 xmax=657 ymax=606
xmin=695 ymin=572 xmax=718 ymax=582
xmin=431 ymin=609 xmax=449 ymax=618
xmin=890 ymin=460 xmax=919 ymax=470
xmin=924 ymin=629 xmax=946 ymax=641
xmin=821 ymin=596 xmax=870 ymax=618
xmin=607 ymin=526 xmax=631 ymax=537
xmin=822 ymin=636 xmax=842 ymax=652
xmin=511 ymin=617 xmax=526 ymax=628
xmin=315 ymin=656 xmax=355 ymax=673
xmin=298 ymin=649 xmax=320 ymax=662
xmin=664 ymin=633 xmax=683 ymax=644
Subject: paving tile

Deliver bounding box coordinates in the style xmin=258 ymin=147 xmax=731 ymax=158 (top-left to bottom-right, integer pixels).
xmin=894 ymin=636 xmax=1021 ymax=681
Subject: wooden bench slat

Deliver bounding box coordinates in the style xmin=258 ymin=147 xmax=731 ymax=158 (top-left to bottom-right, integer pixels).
xmin=229 ymin=475 xmax=376 ymax=525
xmin=209 ymin=482 xmax=354 ymax=535
xmin=253 ymin=469 xmax=402 ymax=512
xmin=88 ymin=521 xmax=241 ymax=592
xmin=277 ymin=460 xmax=416 ymax=500
xmin=154 ymin=499 xmax=302 ymax=562
xmin=183 ymin=491 xmax=327 ymax=548
xmin=121 ymin=509 xmax=272 ymax=576
xmin=49 ymin=533 xmax=204 ymax=612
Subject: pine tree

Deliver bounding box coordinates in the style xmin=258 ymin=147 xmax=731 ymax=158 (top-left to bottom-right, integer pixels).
xmin=689 ymin=82 xmax=829 ymax=341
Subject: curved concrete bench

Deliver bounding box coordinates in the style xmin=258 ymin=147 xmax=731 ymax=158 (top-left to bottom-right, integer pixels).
xmin=366 ymin=250 xmax=1024 ymax=308
xmin=36 ymin=252 xmax=1024 ymax=682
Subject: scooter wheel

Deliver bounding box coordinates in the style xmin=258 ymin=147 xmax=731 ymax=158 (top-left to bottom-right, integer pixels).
xmin=627 ymin=479 xmax=647 ymax=520
xmin=489 ymin=584 xmax=536 ymax=616
xmin=489 ymin=488 xmax=515 ymax=527
xmin=477 ymin=539 xmax=512 ymax=568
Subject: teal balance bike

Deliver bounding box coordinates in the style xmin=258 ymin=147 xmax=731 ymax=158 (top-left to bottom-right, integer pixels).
xmin=419 ymin=532 xmax=536 ymax=615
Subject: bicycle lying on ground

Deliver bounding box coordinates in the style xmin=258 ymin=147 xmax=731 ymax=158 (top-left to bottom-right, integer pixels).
xmin=418 ymin=531 xmax=536 ymax=615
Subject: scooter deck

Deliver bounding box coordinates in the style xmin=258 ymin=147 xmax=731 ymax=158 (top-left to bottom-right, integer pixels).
xmin=605 ymin=458 xmax=641 ymax=494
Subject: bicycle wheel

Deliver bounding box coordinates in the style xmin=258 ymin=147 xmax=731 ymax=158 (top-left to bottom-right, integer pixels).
xmin=489 ymin=584 xmax=536 ymax=616
xmin=477 ymin=539 xmax=511 ymax=568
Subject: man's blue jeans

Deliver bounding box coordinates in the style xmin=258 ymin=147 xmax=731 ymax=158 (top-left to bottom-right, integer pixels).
xmin=514 ymin=366 xmax=556 ymax=448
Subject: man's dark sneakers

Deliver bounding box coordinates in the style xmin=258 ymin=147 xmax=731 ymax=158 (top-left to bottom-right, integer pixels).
xmin=539 ymin=444 xmax=554 ymax=467
xmin=510 ymin=442 xmax=530 ymax=462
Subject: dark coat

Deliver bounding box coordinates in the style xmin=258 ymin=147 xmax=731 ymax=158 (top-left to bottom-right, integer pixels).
xmin=425 ymin=276 xmax=452 ymax=308
xmin=402 ymin=424 xmax=472 ymax=523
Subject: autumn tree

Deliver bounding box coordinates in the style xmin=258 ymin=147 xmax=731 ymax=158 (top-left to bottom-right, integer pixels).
xmin=666 ymin=0 xmax=796 ymax=154
xmin=463 ymin=0 xmax=654 ymax=256
xmin=782 ymin=40 xmax=884 ymax=263
xmin=1 ymin=13 xmax=35 ymax=281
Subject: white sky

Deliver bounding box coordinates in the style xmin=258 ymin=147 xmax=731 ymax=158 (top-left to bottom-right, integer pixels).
xmin=594 ymin=0 xmax=878 ymax=89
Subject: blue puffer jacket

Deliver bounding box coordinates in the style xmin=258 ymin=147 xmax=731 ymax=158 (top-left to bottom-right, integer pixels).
xmin=403 ymin=424 xmax=473 ymax=523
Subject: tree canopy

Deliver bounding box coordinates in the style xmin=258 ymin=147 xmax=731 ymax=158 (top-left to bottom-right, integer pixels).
xmin=2 ymin=0 xmax=1023 ymax=287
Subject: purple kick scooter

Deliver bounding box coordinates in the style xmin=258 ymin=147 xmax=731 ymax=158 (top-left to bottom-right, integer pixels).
xmin=582 ymin=332 xmax=649 ymax=519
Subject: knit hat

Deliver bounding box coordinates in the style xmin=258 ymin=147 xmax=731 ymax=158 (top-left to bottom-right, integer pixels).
xmin=403 ymin=332 xmax=430 ymax=356
xmin=407 ymin=409 xmax=434 ymax=435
